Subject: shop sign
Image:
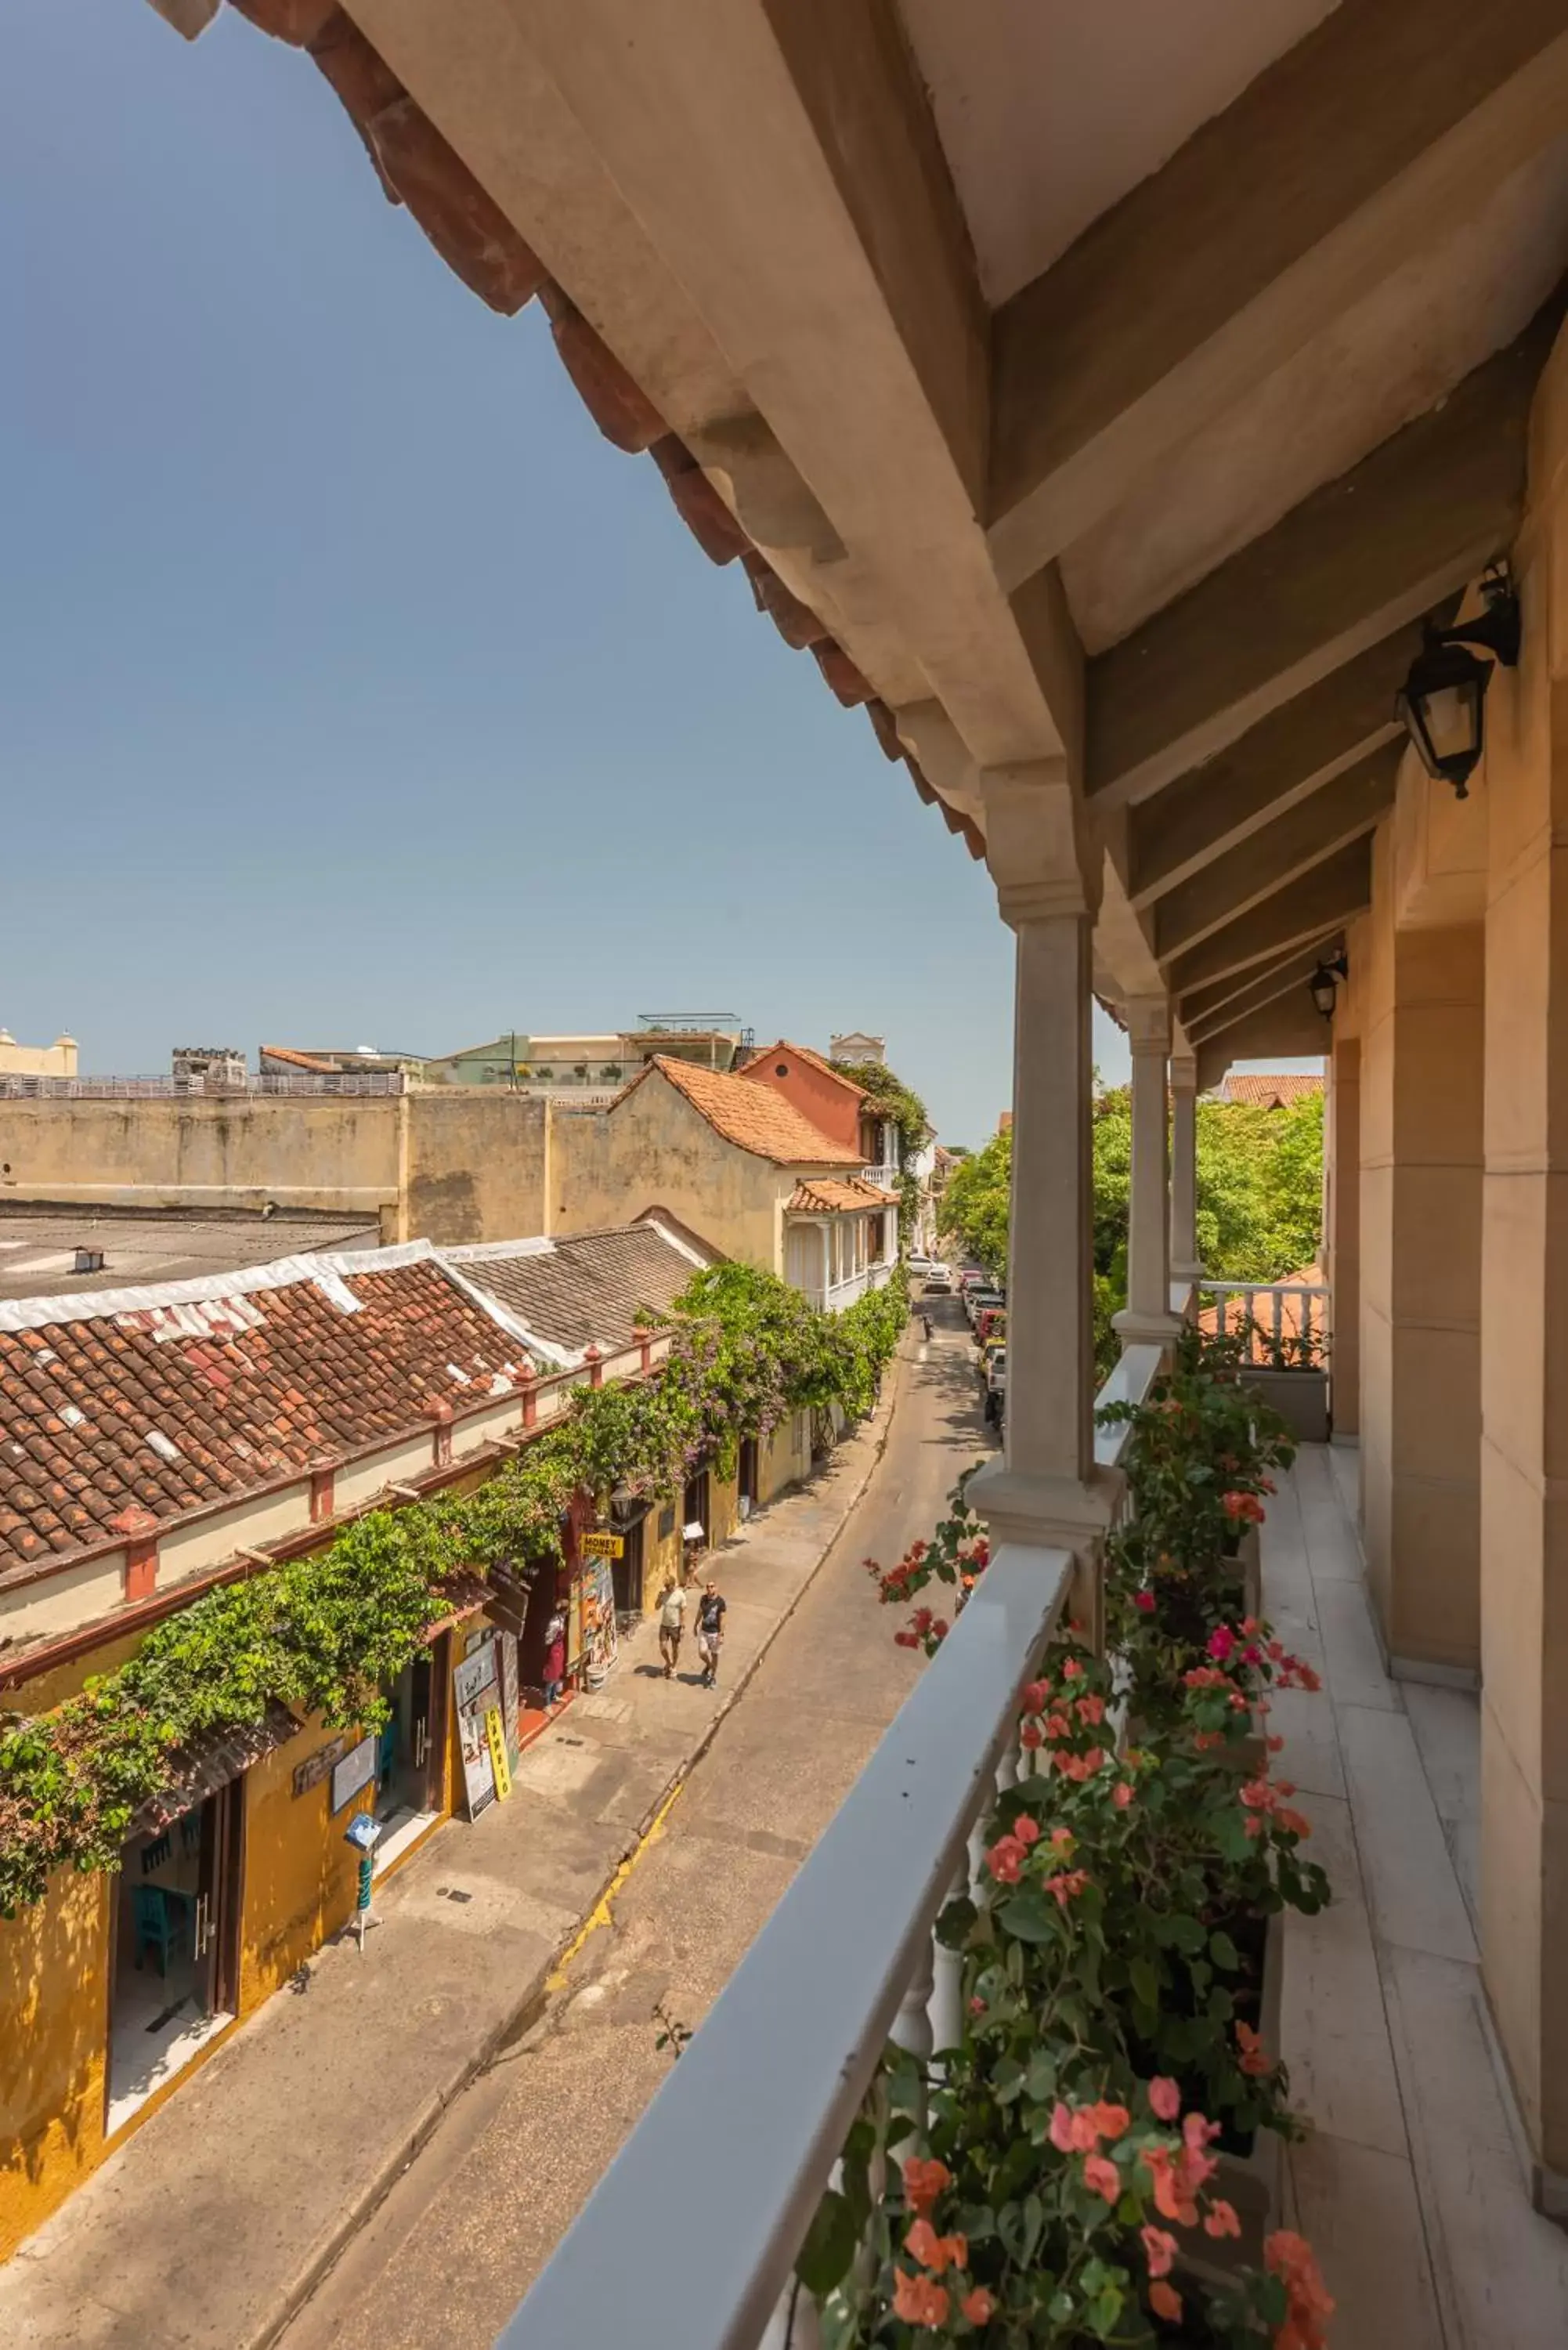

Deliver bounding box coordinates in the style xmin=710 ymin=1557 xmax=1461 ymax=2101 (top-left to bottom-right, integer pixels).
xmin=453 ymin=1638 xmax=500 ymax=1820
xmin=293 ymin=1733 xmax=352 ymax=1799
xmin=484 ymin=1705 xmax=513 ymax=1802
xmin=331 ymin=1734 xmax=377 ymax=1815
xmin=580 ymin=1531 xmax=623 ymax=1560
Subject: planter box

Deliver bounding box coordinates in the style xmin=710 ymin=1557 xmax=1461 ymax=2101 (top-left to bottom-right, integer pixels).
xmin=1176 ymin=1906 xmax=1285 ymax=2290
xmin=1242 ymin=1365 xmax=1330 ymax=1444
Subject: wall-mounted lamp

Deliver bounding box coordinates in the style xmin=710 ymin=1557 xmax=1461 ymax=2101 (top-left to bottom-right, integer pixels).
xmin=1308 ymin=952 xmax=1349 ymax=1021
xmin=1394 ymin=562 xmax=1520 ymax=800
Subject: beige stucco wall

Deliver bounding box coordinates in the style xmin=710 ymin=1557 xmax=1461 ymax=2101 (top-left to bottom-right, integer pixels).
xmin=1475 ymin=306 xmax=1568 ymax=2183
xmin=0 ymin=1093 xmax=548 ymax=1246
xmin=550 ymin=1076 xmax=800 ymax=1268
xmin=0 ymin=1034 xmax=75 ymax=1079
xmin=1357 ymin=816 xmax=1484 ymax=1679
xmin=1324 ymin=1032 xmax=1360 ymax=1441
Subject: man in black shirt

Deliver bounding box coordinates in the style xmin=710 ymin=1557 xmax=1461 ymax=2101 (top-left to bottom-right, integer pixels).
xmin=695 ymin=1581 xmax=727 ymax=1688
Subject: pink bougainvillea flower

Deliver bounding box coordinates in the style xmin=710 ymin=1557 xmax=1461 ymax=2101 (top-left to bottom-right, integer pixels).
xmin=1140 ymin=2224 xmax=1177 ymax=2277
xmin=1147 ymin=2076 xmax=1181 ymax=2122
xmin=961 ymin=2287 xmax=995 ymax=2323
xmin=1204 ymin=2199 xmax=1241 ymax=2240
xmin=1060 ymin=1657 xmax=1083 ymax=1681
xmin=905 ymin=2218 xmax=945 ymax=2269
xmin=1013 ymin=1814 xmax=1041 ymax=1846
xmin=1045 ymin=1867 xmax=1089 ymax=1907
xmin=1021 ymin=1679 xmax=1050 ymax=1713
xmin=1082 ymin=2153 xmax=1121 ymax=2203
xmin=1050 ymin=1825 xmax=1076 ymax=1854
xmin=1050 ymin=2101 xmax=1100 ymax=2153
xmin=1114 ymin=1781 xmax=1134 ymax=1810
xmin=1075 ymin=1693 xmax=1106 ymax=1727
xmin=1265 ymin=2230 xmax=1335 ymax=2350
xmin=1266 ymin=1733 xmax=1285 ymax=1753
xmin=901 ymin=2156 xmax=952 ymax=2214
xmin=968 ymin=1995 xmax=985 ymax=2016
xmin=1020 ymin=1720 xmax=1043 ymax=1749
xmin=1277 ymin=1806 xmax=1313 ymax=1838
xmin=1148 ymin=2280 xmax=1183 ymax=2323
xmin=1086 ymin=2100 xmax=1130 ymax=2142
xmin=1183 ymin=2112 xmax=1222 ymax=2154
xmin=985 ymin=1835 xmax=1026 ymax=1885
xmin=1208 ymin=1625 xmax=1237 ymax=1662
xmin=892 ymin=2268 xmax=950 ymax=2329
xmin=1134 ymin=1589 xmax=1157 ymax=1613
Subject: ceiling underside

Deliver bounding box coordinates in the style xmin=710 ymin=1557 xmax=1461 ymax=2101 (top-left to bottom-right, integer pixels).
xmin=175 ymin=0 xmax=1568 ymax=1069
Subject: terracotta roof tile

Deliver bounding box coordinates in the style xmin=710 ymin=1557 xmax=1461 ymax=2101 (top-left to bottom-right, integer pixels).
xmin=0 ymin=1258 xmax=534 ymax=1577
xmin=450 ymin=1225 xmax=706 ymax=1355
xmin=737 ymin=1039 xmax=867 ymax=1099
xmin=642 ymin=1058 xmax=862 ymax=1166
xmin=1214 ymin=1073 xmax=1324 ymax=1109
xmin=786 ymin=1178 xmax=900 ymax=1213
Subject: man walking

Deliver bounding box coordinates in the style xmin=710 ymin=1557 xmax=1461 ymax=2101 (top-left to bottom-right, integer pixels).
xmin=657 ymin=1577 xmax=687 ymax=1678
xmin=695 ymin=1580 xmax=727 ymax=1688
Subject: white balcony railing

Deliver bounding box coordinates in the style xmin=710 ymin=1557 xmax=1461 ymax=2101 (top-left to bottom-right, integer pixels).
xmin=797 ymin=1260 xmax=895 ymax=1314
xmin=501 ymin=1538 xmax=1075 ymax=2350
xmin=861 ymin=1164 xmax=901 ymax=1194
xmin=1199 ymin=1278 xmax=1330 ymax=1366
xmin=500 ymin=1338 xmax=1169 ymax=2350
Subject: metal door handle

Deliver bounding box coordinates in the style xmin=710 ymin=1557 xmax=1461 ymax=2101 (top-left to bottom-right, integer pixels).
xmin=414 ymin=1720 xmax=429 ymax=1767
xmin=194 ymin=1893 xmax=211 ymax=1958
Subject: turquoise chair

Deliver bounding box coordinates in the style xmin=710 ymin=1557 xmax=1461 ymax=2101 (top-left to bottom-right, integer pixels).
xmin=131 ymin=1884 xmax=179 ymax=1977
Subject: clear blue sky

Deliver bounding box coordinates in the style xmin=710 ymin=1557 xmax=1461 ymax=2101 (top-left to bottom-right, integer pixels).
xmin=2 ymin=5 xmax=1313 ymax=1147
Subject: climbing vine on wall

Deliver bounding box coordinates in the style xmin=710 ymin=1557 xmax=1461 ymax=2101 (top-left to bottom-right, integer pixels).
xmin=0 ymin=1266 xmax=907 ymax=1914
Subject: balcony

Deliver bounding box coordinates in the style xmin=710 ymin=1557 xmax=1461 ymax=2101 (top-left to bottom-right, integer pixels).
xmin=798 ymin=1260 xmax=895 ymax=1314
xmin=500 ymin=1329 xmax=1568 ymax=2348
xmin=861 ymin=1164 xmax=901 ymax=1195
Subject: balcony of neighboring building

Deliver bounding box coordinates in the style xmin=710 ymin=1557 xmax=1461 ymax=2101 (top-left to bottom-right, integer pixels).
xmin=783 ymin=1185 xmax=899 ymax=1314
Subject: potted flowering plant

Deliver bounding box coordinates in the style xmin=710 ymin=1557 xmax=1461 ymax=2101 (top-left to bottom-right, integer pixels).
xmin=1237 ymin=1319 xmax=1330 ymax=1447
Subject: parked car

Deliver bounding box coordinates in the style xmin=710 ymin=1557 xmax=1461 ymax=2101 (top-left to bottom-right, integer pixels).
xmin=923 ymin=1264 xmax=954 ymax=1293
xmin=984 ymin=1346 xmax=1006 ymax=1426
xmin=974 ymin=1305 xmax=1007 ymax=1347
xmin=964 ymin=1286 xmax=1005 ymax=1328
xmin=977 ymin=1333 xmax=1005 ymax=1390
xmin=956 ymin=1268 xmax=989 ymax=1297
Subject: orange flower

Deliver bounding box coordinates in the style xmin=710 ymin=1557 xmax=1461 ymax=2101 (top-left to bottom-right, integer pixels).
xmin=1086 ymin=2100 xmax=1131 ymax=2142
xmin=901 ymin=2155 xmax=952 ymax=2214
xmin=1045 ymin=1867 xmax=1089 ymax=1907
xmin=1235 ymin=2020 xmax=1271 ymax=2078
xmin=1114 ymin=1781 xmax=1134 ymax=1809
xmin=892 ymin=2267 xmax=950 ymax=2330
xmin=1075 ymin=1693 xmax=1106 ymax=1726
xmin=1148 ymin=2280 xmax=1183 ymax=2323
xmin=1265 ymin=2229 xmax=1335 ymax=2350
xmin=1204 ymin=2198 xmax=1241 ymax=2239
xmin=1082 ymin=2153 xmax=1121 ymax=2203
xmin=1140 ymin=2224 xmax=1177 ymax=2277
xmin=985 ymin=1835 xmax=1026 ymax=1884
xmin=1013 ymin=1814 xmax=1041 ymax=1846
xmin=905 ymin=2218 xmax=945 ymax=2269
xmin=961 ymin=2287 xmax=995 ymax=2323
xmin=1277 ymin=1806 xmax=1313 ymax=1838
xmin=1050 ymin=2100 xmax=1100 ymax=2153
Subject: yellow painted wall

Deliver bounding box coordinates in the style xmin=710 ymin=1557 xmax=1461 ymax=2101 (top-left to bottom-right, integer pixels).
xmin=759 ymin=1412 xmax=811 ymax=1505
xmin=550 ymin=1074 xmax=806 ymax=1268
xmin=0 ymin=1871 xmax=109 ymax=2261
xmin=238 ymin=1718 xmax=367 ymax=2008
xmin=0 ymin=1091 xmax=549 ymax=1246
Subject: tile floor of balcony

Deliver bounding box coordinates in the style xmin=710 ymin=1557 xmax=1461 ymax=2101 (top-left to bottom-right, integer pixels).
xmin=1266 ymin=1444 xmax=1568 ymax=2348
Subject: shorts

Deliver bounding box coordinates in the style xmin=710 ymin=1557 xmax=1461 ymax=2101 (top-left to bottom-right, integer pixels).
xmin=696 ymin=1631 xmax=719 ymax=1661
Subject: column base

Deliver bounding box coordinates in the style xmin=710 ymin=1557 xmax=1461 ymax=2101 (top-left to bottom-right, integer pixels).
xmin=1170 ymin=1260 xmax=1206 ymax=1284
xmin=966 ymin=1462 xmax=1125 ymax=1652
xmin=1112 ymin=1307 xmax=1183 ymax=1344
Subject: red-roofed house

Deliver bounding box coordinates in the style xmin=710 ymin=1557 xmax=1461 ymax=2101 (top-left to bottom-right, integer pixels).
xmin=1209 ymin=1072 xmax=1325 ymax=1110
xmin=552 ymin=1055 xmax=898 ymax=1310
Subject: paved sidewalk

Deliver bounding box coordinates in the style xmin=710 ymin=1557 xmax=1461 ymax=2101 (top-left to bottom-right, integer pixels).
xmin=0 ymin=1365 xmax=909 ymax=2350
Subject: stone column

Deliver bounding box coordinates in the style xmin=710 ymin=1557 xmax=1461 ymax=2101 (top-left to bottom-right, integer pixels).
xmin=1478 ymin=370 xmax=1568 ymax=2204
xmin=1169 ymin=1047 xmax=1203 ymax=1285
xmin=967 ymin=764 xmax=1119 ymax=1619
xmin=1360 ymin=824 xmax=1483 ymax=1682
xmin=1114 ymin=997 xmax=1183 ymax=1344
xmin=1324 ymin=1033 xmax=1360 ymax=1438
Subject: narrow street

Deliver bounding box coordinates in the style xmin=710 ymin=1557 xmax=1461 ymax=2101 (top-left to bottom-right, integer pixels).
xmin=279 ymin=1299 xmax=986 ymax=2350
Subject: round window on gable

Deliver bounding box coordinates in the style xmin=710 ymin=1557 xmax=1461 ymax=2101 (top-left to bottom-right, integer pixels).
xmin=775 ymin=1061 xmax=789 ymax=1076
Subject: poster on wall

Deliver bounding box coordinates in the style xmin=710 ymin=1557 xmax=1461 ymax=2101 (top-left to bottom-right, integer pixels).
xmin=580 ymin=1556 xmax=619 ymax=1689
xmin=453 ymin=1637 xmax=500 ymax=1820
xmin=496 ymin=1625 xmax=522 ymax=1775
xmin=330 ymin=1733 xmax=377 ymax=1816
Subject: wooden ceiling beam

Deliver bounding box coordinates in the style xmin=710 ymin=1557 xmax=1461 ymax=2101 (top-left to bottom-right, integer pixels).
xmin=1153 ymin=745 xmax=1399 ymax=963
xmin=1168 ymin=839 xmax=1372 ymax=996
xmin=1083 ymin=291 xmax=1562 ymax=808
xmin=1182 ymin=938 xmax=1342 ymax=1044
xmin=988 ymin=0 xmax=1568 ymax=589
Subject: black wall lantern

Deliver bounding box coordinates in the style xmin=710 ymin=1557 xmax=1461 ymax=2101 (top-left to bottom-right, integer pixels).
xmin=1394 ymin=562 xmax=1520 ymax=799
xmin=1308 ymin=951 xmax=1348 ymax=1021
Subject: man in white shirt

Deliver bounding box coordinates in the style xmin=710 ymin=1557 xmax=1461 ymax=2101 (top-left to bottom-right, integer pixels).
xmin=658 ymin=1578 xmax=687 ymax=1678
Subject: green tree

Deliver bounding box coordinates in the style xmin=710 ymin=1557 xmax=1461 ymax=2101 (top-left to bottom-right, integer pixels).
xmin=938 ymin=1081 xmax=1324 ymax=1324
